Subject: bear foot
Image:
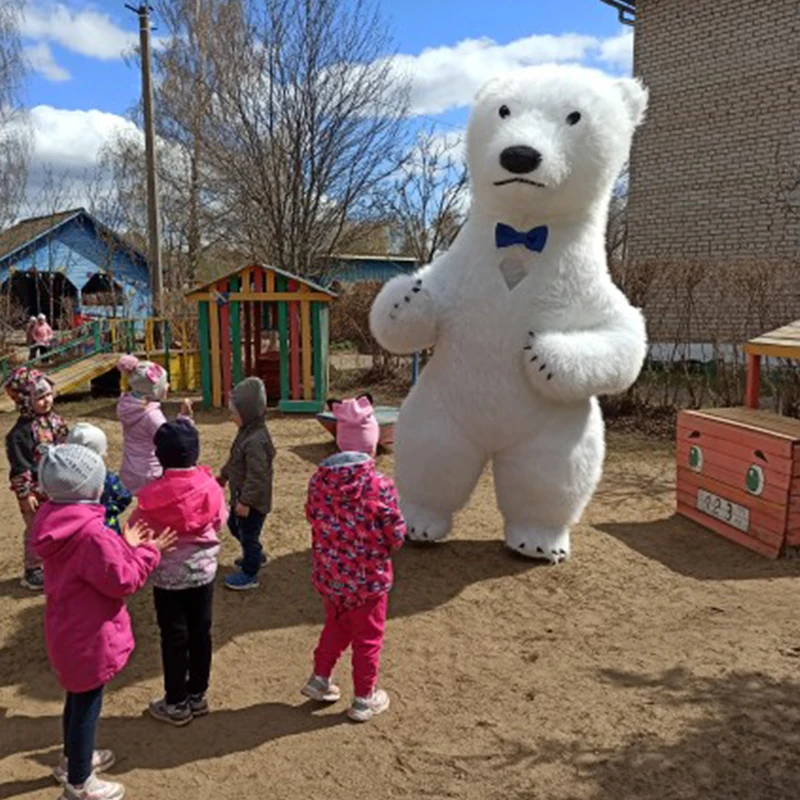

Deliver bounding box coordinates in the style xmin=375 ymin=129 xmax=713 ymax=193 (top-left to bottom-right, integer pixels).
xmin=401 ymin=500 xmax=453 ymax=542
xmin=504 ymin=523 xmax=571 ymax=563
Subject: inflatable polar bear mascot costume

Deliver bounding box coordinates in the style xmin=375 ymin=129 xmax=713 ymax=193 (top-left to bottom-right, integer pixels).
xmin=369 ymin=65 xmax=649 ymax=563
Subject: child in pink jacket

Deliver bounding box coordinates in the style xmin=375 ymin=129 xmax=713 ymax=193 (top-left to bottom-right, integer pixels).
xmin=128 ymin=419 xmax=226 ymax=726
xmin=302 ymin=451 xmax=406 ymax=722
xmin=116 ymin=354 xmax=192 ymax=494
xmin=31 ymin=444 xmax=175 ymax=800
xmin=327 ymin=393 xmax=380 ymax=457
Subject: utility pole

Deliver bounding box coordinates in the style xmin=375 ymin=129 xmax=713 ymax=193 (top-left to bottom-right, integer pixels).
xmin=126 ymin=3 xmax=163 ymax=316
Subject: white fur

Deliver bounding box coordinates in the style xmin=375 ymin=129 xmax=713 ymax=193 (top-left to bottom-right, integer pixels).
xmin=370 ymin=65 xmax=648 ymax=563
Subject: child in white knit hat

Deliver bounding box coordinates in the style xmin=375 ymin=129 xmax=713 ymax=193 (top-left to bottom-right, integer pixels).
xmin=115 ymin=355 xmax=193 ymax=494
xmin=67 ymin=423 xmax=132 ymax=535
xmin=31 ymin=444 xmax=176 ymax=800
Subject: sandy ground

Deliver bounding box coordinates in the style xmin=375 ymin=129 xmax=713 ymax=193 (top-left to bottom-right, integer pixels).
xmin=2 ymin=395 xmax=800 ymax=800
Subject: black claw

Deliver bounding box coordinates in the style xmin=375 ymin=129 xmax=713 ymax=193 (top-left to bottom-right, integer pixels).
xmin=559 ymin=549 xmax=566 ymax=554
xmin=539 ymin=364 xmax=546 ymax=372
xmin=531 ymin=355 xmax=538 ymax=362
xmin=410 ymin=526 xmax=416 ymax=534
xmin=519 ymin=543 xmax=526 ymax=549
xmin=546 ymin=373 xmax=552 ymax=380
xmin=404 ymin=296 xmax=410 ymax=302
xmin=523 ymin=345 xmax=532 ymax=350
xmin=412 ymin=287 xmax=420 ymax=293
xmin=393 ymin=303 xmax=399 ymax=309
xmin=536 ymin=546 xmax=544 ymax=553
xmin=528 ymin=331 xmax=535 ymax=337
xmin=415 ymin=279 xmax=422 ymax=286
xmin=423 ymin=532 xmax=429 ymax=539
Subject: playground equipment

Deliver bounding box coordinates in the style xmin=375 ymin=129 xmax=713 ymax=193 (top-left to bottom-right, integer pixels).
xmin=186 ymin=264 xmax=335 ymax=412
xmin=676 ymin=319 xmax=800 ymax=559
xmin=0 ymin=317 xmax=199 ymax=411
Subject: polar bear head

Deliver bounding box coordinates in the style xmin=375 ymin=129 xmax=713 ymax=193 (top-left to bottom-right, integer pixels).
xmin=466 ymin=64 xmax=648 ymax=223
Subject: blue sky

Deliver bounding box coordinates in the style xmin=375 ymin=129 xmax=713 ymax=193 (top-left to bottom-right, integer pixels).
xmin=17 ymin=0 xmax=632 ymax=198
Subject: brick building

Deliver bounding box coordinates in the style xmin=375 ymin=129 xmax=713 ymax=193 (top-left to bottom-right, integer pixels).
xmin=600 ymin=0 xmax=800 ymax=349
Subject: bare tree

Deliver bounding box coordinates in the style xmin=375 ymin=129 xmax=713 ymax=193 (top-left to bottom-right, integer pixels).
xmin=0 ymin=0 xmax=30 ymax=228
xmin=372 ymin=125 xmax=469 ymax=264
xmin=144 ymin=0 xmax=409 ymax=276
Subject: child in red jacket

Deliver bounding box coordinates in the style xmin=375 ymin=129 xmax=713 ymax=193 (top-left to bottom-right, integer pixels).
xmin=302 ymin=451 xmax=406 ymax=722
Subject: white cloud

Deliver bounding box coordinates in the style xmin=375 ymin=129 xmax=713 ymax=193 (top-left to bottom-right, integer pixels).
xmin=386 ymin=31 xmax=634 ymax=116
xmin=21 ymin=2 xmax=139 ymax=61
xmin=24 ymin=42 xmax=70 ymax=82
xmin=596 ymin=31 xmax=634 ymax=71
xmin=29 ymin=105 xmax=141 ymax=170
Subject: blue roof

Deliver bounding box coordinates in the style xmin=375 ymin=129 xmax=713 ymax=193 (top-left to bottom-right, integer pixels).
xmin=315 ymin=255 xmax=418 ymax=286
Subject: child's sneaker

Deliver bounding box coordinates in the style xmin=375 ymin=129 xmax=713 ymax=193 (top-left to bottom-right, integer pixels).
xmin=52 ymin=749 xmax=115 ymax=784
xmin=147 ymin=697 xmax=193 ymax=726
xmin=21 ymin=567 xmax=44 ymax=591
xmin=59 ymin=773 xmax=125 ymax=800
xmin=301 ymin=674 xmax=341 ymax=703
xmin=188 ymin=693 xmax=209 ymax=717
xmin=347 ymin=688 xmax=390 ymax=722
xmin=224 ymin=571 xmax=259 ymax=591
xmin=234 ymin=553 xmax=267 ymax=568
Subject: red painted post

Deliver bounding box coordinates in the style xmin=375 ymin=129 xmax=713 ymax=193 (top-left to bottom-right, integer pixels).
xmin=746 ymin=353 xmax=761 ymax=409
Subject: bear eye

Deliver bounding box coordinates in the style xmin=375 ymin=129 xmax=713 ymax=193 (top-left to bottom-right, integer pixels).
xmin=499 ymin=105 xmax=511 ymax=119
xmin=566 ymin=111 xmax=581 ymax=125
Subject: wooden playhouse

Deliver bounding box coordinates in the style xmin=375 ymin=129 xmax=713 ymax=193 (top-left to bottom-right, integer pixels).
xmin=186 ymin=264 xmax=335 ymax=412
xmin=676 ymin=320 xmax=800 ymax=559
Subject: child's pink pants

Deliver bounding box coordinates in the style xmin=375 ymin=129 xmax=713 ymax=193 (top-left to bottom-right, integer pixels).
xmin=313 ymin=594 xmax=387 ymax=698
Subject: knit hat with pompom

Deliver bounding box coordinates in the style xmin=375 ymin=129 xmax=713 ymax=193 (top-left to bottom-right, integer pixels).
xmin=117 ymin=354 xmax=168 ymax=400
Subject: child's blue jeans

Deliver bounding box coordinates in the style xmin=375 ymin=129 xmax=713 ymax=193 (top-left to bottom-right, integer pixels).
xmin=63 ymin=685 xmax=104 ymax=786
xmin=228 ymin=508 xmax=266 ymax=576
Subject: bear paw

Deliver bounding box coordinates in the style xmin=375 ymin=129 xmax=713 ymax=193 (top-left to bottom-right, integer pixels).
xmin=401 ymin=500 xmax=453 ymax=542
xmin=370 ymin=276 xmax=438 ymax=354
xmin=504 ymin=522 xmax=571 ymax=564
xmin=522 ymin=331 xmax=564 ymax=401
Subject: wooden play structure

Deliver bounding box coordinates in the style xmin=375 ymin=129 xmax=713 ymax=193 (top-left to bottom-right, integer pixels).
xmin=186 ymin=264 xmax=335 ymax=412
xmin=676 ymin=319 xmax=800 ymax=559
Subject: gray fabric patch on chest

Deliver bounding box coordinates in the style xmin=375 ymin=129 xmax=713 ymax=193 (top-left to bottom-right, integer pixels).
xmin=498 ymin=253 xmax=531 ymax=290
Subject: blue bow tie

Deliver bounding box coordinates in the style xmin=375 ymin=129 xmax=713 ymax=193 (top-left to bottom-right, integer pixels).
xmin=495 ymin=222 xmax=548 ymax=253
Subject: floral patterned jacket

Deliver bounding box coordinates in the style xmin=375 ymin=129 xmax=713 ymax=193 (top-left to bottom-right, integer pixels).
xmin=306 ymin=452 xmax=406 ymax=610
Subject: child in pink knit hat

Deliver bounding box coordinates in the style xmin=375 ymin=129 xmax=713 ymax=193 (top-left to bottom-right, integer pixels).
xmin=116 ymin=355 xmax=193 ymax=494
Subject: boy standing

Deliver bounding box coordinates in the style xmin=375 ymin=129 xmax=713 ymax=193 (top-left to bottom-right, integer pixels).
xmin=218 ymin=377 xmax=275 ymax=591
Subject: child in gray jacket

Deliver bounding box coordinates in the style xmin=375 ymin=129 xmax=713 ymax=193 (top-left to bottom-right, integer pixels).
xmin=218 ymin=377 xmax=275 ymax=591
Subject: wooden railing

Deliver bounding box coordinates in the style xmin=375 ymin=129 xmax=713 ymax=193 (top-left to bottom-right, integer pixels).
xmin=0 ymin=317 xmax=196 ymax=386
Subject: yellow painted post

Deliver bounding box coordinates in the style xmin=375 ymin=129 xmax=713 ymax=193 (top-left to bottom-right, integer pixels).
xmin=179 ymin=321 xmax=188 ymax=392
xmin=301 ymin=298 xmax=312 ymax=400
xmin=209 ymin=300 xmax=222 ymax=407
xmin=265 ymin=270 xmax=275 ymax=293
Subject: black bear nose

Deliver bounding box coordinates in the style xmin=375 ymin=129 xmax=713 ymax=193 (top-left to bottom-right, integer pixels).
xmin=499 ymin=145 xmax=542 ymax=174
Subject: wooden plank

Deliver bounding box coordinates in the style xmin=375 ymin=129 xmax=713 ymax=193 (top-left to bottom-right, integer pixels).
xmin=676 ymin=429 xmax=794 ymax=475
xmin=244 ymin=301 xmax=252 ymax=376
xmin=186 ymin=291 xmax=332 ymax=302
xmin=745 ymin=353 xmax=761 ymax=408
xmin=240 ymin=268 xmax=252 ymax=294
xmin=682 ymin=407 xmax=800 ymax=440
xmin=676 ymin=441 xmax=792 ymax=493
xmin=265 ymin=269 xmax=275 ymax=293
xmin=677 ymin=501 xmax=782 ymax=559
xmin=230 ymin=277 xmax=243 ymax=387
xmin=319 ymin=304 xmax=329 ymax=402
xmin=219 ymin=283 xmax=233 ymax=404
xmin=676 ymin=489 xmax=786 ymax=547
xmin=678 ymin=412 xmax=799 ymax=456
xmin=301 ymin=299 xmax=312 ymax=400
xmin=209 ymin=298 xmax=222 ymax=408
xmin=745 ymin=342 xmax=800 ymax=360
xmin=677 ymin=468 xmax=788 ymax=528
xmin=312 ymin=301 xmax=323 ymax=402
xmin=276 ymin=275 xmax=290 ymax=404
xmin=254 ymin=269 xmax=264 ymax=365
xmin=278 ymin=398 xmax=325 ymax=413
xmin=288 ymin=280 xmax=301 ymax=401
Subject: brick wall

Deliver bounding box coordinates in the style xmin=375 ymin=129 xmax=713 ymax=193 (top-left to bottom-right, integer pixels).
xmin=627 ymin=0 xmax=800 ymax=343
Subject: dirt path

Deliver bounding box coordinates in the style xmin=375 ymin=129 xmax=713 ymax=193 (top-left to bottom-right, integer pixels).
xmin=1 ymin=397 xmax=800 ymax=800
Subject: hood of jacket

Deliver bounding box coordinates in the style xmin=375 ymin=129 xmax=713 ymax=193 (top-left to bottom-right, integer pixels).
xmin=32 ymin=501 xmax=105 ymax=560
xmin=117 ymin=392 xmax=158 ymax=426
xmin=331 ymin=397 xmax=376 ymax=426
xmin=134 ymin=465 xmax=223 ymax=536
xmin=312 ymin=451 xmax=376 ymax=501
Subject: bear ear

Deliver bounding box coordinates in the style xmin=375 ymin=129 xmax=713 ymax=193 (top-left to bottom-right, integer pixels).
xmin=616 ymin=77 xmax=648 ymax=127
xmin=474 ymin=75 xmax=507 ymax=104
